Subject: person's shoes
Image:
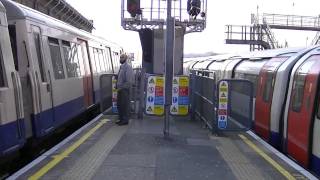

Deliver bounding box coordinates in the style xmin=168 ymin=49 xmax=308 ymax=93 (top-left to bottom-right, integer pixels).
xmin=115 ymin=120 xmax=121 ymax=124
xmin=117 ymin=121 xmax=128 ymax=126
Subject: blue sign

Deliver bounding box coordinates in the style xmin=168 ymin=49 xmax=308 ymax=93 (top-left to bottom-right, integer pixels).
xmin=178 ymin=97 xmax=189 ymax=105
xmin=147 ymin=96 xmax=154 ymax=103
xmin=172 ymin=97 xmax=178 ymax=103
xmin=218 ymin=116 xmax=227 ymax=129
xmin=154 ymin=97 xmax=164 ymax=105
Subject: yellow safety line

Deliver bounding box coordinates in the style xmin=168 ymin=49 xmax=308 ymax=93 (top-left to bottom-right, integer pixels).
xmin=28 ymin=119 xmax=110 ymax=180
xmin=239 ymin=134 xmax=296 ymax=180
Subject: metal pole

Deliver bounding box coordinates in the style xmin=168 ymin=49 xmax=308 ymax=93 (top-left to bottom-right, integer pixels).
xmin=164 ymin=0 xmax=174 ymax=138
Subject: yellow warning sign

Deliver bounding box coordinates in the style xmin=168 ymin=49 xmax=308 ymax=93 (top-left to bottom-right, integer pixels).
xmin=156 ymin=77 xmax=164 ymax=87
xmin=149 ymin=78 xmax=155 ymax=84
xmin=179 ymin=77 xmax=189 ymax=87
xmin=172 ymin=106 xmax=178 ymax=112
xmin=147 ymin=106 xmax=153 ymax=112
xmin=154 ymin=105 xmax=164 ymax=115
xmin=219 ymin=98 xmax=227 ymax=103
xmin=178 ymin=106 xmax=188 ymax=115
xmin=220 ymin=87 xmax=228 ymax=92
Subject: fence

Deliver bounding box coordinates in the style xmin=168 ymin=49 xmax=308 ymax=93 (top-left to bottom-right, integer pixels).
xmin=189 ymin=70 xmax=253 ymax=133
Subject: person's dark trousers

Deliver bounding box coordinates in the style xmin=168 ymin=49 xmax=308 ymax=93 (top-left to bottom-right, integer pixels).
xmin=117 ymin=88 xmax=130 ymax=123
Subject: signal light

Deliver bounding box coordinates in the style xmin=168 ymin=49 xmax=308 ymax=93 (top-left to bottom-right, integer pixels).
xmin=127 ymin=0 xmax=141 ymax=17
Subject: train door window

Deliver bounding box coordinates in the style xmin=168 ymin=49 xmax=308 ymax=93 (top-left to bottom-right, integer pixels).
xmin=262 ymin=71 xmax=274 ymax=102
xmin=102 ymin=50 xmax=109 ymax=71
xmin=106 ymin=47 xmax=113 ymax=72
xmin=93 ymin=48 xmax=101 ymax=72
xmin=317 ymin=97 xmax=320 ymax=119
xmin=48 ymin=38 xmax=65 ymax=79
xmin=98 ymin=49 xmax=106 ymax=72
xmin=8 ymin=25 xmax=18 ymax=71
xmin=76 ymin=44 xmax=85 ymax=76
xmin=291 ymin=58 xmax=317 ymax=112
xmin=0 ymin=45 xmax=5 ymax=87
xmin=33 ymin=32 xmax=46 ymax=82
xmin=89 ymin=47 xmax=96 ymax=73
xmin=62 ymin=41 xmax=80 ymax=78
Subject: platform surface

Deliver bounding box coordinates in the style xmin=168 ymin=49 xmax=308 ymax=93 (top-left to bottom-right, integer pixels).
xmin=13 ymin=114 xmax=312 ymax=180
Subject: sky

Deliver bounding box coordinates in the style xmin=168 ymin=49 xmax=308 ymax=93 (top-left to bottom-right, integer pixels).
xmin=66 ymin=0 xmax=320 ymax=55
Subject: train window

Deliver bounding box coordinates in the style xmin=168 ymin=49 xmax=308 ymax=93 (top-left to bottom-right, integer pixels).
xmin=76 ymin=44 xmax=85 ymax=76
xmin=93 ymin=48 xmax=101 ymax=72
xmin=62 ymin=41 xmax=80 ymax=78
xmin=8 ymin=25 xmax=18 ymax=71
xmin=89 ymin=47 xmax=97 ymax=73
xmin=97 ymin=49 xmax=105 ymax=72
xmin=48 ymin=38 xmax=65 ymax=79
xmin=291 ymin=58 xmax=317 ymax=112
xmin=262 ymin=71 xmax=274 ymax=102
xmin=33 ymin=32 xmax=46 ymax=82
xmin=317 ymin=98 xmax=320 ymax=119
xmin=0 ymin=44 xmax=5 ymax=87
xmin=105 ymin=47 xmax=113 ymax=72
xmin=234 ymin=73 xmax=258 ymax=97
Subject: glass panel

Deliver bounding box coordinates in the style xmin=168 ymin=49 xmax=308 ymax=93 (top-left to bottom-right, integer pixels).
xmin=48 ymin=38 xmax=65 ymax=79
xmin=62 ymin=41 xmax=81 ymax=78
xmin=262 ymin=71 xmax=274 ymax=102
xmin=34 ymin=33 xmax=46 ymax=82
xmin=94 ymin=48 xmax=101 ymax=73
xmin=0 ymin=44 xmax=5 ymax=87
xmin=291 ymin=57 xmax=317 ymax=112
xmin=89 ymin=47 xmax=96 ymax=73
xmin=8 ymin=25 xmax=18 ymax=71
xmin=77 ymin=44 xmax=85 ymax=76
xmin=99 ymin=49 xmax=106 ymax=72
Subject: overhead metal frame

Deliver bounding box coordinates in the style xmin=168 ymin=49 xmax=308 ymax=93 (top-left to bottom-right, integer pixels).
xmin=121 ymin=0 xmax=207 ymax=34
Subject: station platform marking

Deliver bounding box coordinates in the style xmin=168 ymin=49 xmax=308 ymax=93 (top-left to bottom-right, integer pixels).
xmin=28 ymin=118 xmax=112 ymax=180
xmin=239 ymin=134 xmax=295 ymax=180
xmin=246 ymin=131 xmax=318 ymax=180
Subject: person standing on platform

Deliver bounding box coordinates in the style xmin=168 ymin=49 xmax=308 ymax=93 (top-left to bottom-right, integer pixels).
xmin=116 ymin=54 xmax=134 ymax=126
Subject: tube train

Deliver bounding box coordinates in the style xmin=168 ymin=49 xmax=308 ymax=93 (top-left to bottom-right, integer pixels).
xmin=184 ymin=46 xmax=320 ymax=177
xmin=0 ymin=0 xmax=127 ymax=158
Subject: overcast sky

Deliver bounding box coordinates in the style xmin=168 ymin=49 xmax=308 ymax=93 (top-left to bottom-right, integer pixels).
xmin=66 ymin=0 xmax=320 ymax=55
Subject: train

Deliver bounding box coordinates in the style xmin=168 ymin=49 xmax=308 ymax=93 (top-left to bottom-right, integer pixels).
xmin=184 ymin=46 xmax=320 ymax=177
xmin=0 ymin=0 xmax=126 ymax=159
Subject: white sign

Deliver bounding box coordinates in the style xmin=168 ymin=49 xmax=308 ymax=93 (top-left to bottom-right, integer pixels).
xmin=218 ymin=81 xmax=228 ymax=129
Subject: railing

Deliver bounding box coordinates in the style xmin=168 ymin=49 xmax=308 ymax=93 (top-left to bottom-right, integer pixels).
xmin=189 ymin=70 xmax=254 ymax=133
xmin=190 ymin=70 xmax=216 ymax=132
xmin=121 ymin=0 xmax=207 ymax=33
xmin=253 ymin=13 xmax=320 ymax=29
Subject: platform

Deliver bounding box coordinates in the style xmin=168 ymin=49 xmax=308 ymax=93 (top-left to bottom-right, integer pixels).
xmin=9 ymin=114 xmax=315 ymax=180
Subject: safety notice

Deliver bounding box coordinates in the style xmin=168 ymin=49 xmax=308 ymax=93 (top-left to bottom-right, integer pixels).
xmin=112 ymin=76 xmax=118 ymax=113
xmin=218 ymin=81 xmax=228 ymax=129
xmin=170 ymin=76 xmax=189 ymax=115
xmin=146 ymin=75 xmax=165 ymax=116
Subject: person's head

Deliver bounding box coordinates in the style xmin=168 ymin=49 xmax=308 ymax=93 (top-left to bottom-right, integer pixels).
xmin=120 ymin=54 xmax=128 ymax=64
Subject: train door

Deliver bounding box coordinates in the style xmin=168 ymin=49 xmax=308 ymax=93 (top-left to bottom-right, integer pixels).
xmin=0 ymin=17 xmax=25 ymax=154
xmin=31 ymin=26 xmax=55 ymax=135
xmin=287 ymin=55 xmax=320 ymax=168
xmin=77 ymin=39 xmax=93 ymax=108
xmin=255 ymin=57 xmax=287 ymax=146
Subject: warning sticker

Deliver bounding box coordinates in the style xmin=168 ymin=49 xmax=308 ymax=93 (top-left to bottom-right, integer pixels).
xmin=171 ymin=76 xmax=189 ymax=116
xmin=146 ymin=75 xmax=164 ymax=116
xmin=112 ymin=76 xmax=118 ymax=114
xmin=218 ymin=81 xmax=228 ymax=130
